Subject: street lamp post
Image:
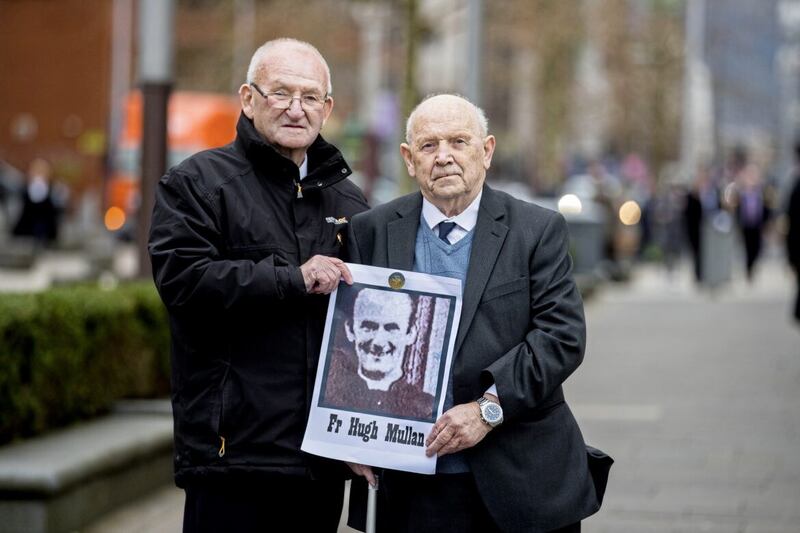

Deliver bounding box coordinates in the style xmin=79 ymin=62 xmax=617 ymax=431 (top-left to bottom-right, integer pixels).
xmin=466 ymin=0 xmax=483 ymax=106
xmin=137 ymin=0 xmax=175 ymax=279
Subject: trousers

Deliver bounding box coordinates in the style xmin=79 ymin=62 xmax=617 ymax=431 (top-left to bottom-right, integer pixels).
xmin=182 ymin=475 xmax=344 ymax=533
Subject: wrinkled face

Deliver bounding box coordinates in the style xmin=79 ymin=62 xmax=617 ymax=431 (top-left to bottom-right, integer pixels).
xmin=240 ymin=44 xmax=333 ymax=159
xmin=346 ymin=289 xmax=416 ymax=379
xmin=401 ymin=95 xmax=495 ymax=208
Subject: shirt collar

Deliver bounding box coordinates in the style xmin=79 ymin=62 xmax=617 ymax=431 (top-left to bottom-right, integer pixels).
xmin=421 ymin=190 xmax=482 ymax=231
xmin=298 ymin=156 xmax=308 ymax=180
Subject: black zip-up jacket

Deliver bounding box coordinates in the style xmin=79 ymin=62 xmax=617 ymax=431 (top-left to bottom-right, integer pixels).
xmin=149 ymin=114 xmax=369 ymax=486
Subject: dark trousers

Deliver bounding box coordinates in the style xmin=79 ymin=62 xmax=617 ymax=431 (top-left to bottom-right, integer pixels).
xmin=373 ymin=471 xmax=580 ymax=533
xmin=794 ymin=270 xmax=800 ymax=322
xmin=183 ymin=475 xmax=344 ymax=533
xmin=741 ymin=226 xmax=763 ymax=279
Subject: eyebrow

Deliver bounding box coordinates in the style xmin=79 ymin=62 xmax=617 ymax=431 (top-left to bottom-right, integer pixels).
xmin=265 ymin=78 xmax=325 ymax=94
xmin=416 ymin=131 xmax=474 ymax=143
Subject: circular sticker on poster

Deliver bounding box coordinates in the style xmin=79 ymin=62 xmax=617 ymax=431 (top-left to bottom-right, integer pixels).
xmin=388 ymin=272 xmax=405 ymax=289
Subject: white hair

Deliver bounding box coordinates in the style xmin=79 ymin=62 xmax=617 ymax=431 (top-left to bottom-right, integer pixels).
xmin=246 ymin=38 xmax=333 ymax=95
xmin=405 ymin=93 xmax=489 ymax=144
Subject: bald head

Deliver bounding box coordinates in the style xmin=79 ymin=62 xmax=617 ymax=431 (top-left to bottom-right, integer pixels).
xmin=405 ymin=94 xmax=488 ymax=144
xmin=247 ymin=38 xmax=332 ymax=94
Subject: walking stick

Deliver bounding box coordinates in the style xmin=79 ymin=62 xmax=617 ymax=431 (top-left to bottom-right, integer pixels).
xmin=366 ymin=473 xmax=379 ymax=533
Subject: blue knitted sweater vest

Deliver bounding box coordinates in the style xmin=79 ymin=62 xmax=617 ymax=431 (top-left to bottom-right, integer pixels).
xmin=413 ymin=215 xmax=474 ymax=473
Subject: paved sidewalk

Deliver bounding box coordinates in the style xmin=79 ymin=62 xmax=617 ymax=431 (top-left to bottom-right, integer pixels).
xmin=83 ymin=257 xmax=799 ymax=532
xmin=84 ymin=484 xmax=184 ymax=533
xmin=568 ymin=257 xmax=799 ymax=532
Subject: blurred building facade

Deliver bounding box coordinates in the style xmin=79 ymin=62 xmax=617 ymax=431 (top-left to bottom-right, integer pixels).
xmin=706 ymin=0 xmax=784 ymax=168
xmin=0 ymin=0 xmax=114 ymax=196
xmin=2 ymin=0 xmax=798 ymax=213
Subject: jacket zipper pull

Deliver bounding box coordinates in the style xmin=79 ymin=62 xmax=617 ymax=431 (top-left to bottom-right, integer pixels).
xmin=218 ymin=436 xmax=226 ymax=457
xmin=295 ymin=181 xmax=303 ymax=199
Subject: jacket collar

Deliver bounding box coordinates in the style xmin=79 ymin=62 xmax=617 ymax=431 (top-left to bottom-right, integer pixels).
xmin=234 ymin=112 xmax=352 ymax=191
xmin=385 ymin=184 xmax=509 ymax=355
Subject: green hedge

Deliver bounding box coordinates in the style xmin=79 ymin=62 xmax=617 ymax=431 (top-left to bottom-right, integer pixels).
xmin=0 ymin=282 xmax=170 ymax=444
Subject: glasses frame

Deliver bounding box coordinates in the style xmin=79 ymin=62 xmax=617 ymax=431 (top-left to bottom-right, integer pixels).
xmin=250 ymin=82 xmax=329 ymax=111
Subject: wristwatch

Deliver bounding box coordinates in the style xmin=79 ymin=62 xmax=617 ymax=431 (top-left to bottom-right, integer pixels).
xmin=477 ymin=396 xmax=504 ymax=428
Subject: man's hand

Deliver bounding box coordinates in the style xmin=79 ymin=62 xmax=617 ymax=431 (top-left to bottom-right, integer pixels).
xmin=346 ymin=462 xmax=377 ymax=487
xmin=425 ymin=394 xmax=498 ymax=457
xmin=300 ymin=255 xmax=353 ymax=294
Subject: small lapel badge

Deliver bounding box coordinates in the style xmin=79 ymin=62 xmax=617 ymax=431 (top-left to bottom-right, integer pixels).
xmin=388 ymin=272 xmax=405 ymax=289
xmin=325 ymin=216 xmax=348 ymax=225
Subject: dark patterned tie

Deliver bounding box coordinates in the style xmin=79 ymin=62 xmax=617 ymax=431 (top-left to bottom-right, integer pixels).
xmin=438 ymin=221 xmax=457 ymax=243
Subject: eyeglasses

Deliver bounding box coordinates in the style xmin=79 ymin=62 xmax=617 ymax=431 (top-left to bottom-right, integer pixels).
xmin=250 ymin=83 xmax=328 ymax=110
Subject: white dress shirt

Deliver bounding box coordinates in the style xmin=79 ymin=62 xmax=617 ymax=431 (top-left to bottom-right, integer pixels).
xmin=298 ymin=157 xmax=308 ymax=180
xmin=421 ymin=190 xmax=482 ymax=244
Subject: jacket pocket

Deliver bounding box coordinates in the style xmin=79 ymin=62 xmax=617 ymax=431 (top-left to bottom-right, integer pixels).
xmin=213 ymin=363 xmax=232 ymax=457
xmin=314 ymin=221 xmax=346 ymax=258
xmin=481 ymin=276 xmax=527 ymax=303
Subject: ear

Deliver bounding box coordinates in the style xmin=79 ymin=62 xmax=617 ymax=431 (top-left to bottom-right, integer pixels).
xmin=239 ymin=83 xmax=255 ymax=119
xmin=400 ymin=143 xmax=416 ymax=177
xmin=321 ymin=96 xmax=334 ymax=127
xmin=482 ymin=135 xmax=496 ymax=170
xmin=345 ymin=320 xmax=356 ymax=343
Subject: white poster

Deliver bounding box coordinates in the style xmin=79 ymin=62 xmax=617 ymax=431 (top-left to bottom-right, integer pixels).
xmin=301 ymin=264 xmax=462 ymax=474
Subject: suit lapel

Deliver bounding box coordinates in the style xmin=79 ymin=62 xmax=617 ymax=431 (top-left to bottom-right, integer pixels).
xmin=387 ymin=193 xmax=422 ymax=270
xmin=454 ymin=186 xmax=508 ymax=355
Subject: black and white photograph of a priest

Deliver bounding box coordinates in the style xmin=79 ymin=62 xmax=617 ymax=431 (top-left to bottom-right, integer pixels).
xmin=320 ymin=286 xmax=440 ymax=421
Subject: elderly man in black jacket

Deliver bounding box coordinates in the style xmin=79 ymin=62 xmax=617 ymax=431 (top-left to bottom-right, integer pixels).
xmin=148 ymin=38 xmax=368 ymax=532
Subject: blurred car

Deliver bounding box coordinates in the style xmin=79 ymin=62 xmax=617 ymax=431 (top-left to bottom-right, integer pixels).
xmin=105 ymin=90 xmax=241 ymax=239
xmin=562 ymin=171 xmax=643 ymax=269
xmin=489 ymin=180 xmax=606 ymax=277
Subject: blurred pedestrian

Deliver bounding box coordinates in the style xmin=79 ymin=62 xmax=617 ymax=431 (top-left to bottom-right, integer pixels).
xmin=653 ymin=181 xmax=686 ymax=274
xmin=148 ymin=38 xmax=368 ymax=533
xmin=734 ymin=163 xmax=771 ymax=281
xmin=12 ymin=158 xmax=59 ymax=246
xmin=787 ymin=142 xmax=800 ymax=322
xmin=588 ymin=160 xmax=621 ymax=265
xmin=685 ymin=165 xmax=720 ymax=283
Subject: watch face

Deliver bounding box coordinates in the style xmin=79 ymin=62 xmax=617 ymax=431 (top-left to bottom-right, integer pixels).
xmin=484 ymin=403 xmax=502 ymax=422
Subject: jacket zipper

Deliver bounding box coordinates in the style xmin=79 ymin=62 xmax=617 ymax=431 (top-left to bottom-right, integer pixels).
xmin=218 ymin=436 xmax=226 ymax=457
xmin=216 ymin=362 xmax=232 ymax=458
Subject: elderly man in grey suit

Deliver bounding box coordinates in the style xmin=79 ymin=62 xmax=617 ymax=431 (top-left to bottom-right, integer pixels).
xmin=346 ymin=94 xmax=611 ymax=532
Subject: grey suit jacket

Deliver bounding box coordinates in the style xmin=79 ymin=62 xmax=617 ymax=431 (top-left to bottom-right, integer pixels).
xmin=347 ymin=185 xmax=610 ymax=531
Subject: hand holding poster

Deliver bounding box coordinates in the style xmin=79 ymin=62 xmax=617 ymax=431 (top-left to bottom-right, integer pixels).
xmin=301 ymin=264 xmax=462 ymax=474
